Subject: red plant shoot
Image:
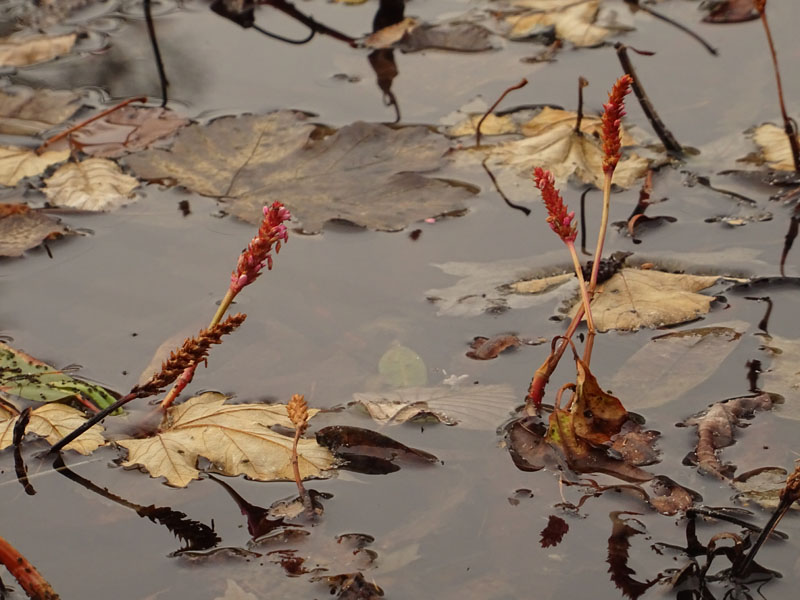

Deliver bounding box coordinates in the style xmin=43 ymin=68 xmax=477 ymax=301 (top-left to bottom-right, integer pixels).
xmin=230 ymin=202 xmax=291 ymax=294
xmin=533 ymin=167 xmax=577 ymax=243
xmin=601 ymin=74 xmax=633 ymax=175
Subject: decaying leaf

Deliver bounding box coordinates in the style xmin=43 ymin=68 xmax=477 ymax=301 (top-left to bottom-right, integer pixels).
xmin=352 ymin=384 xmax=516 ymax=430
xmin=733 ymin=467 xmax=800 ymax=511
xmin=378 ymin=343 xmax=427 ymax=388
xmin=568 ymin=269 xmax=721 ymax=331
xmin=540 ymin=514 xmax=569 ymax=547
xmin=0 ymin=341 xmax=117 ymax=410
xmin=571 ymin=358 xmax=628 ymax=446
xmin=609 ymin=324 xmax=746 ymax=409
xmin=0 ymin=86 xmax=81 ymax=135
xmin=0 ymin=203 xmax=71 ymax=257
xmin=750 ymin=123 xmax=800 ymax=171
xmin=682 ymin=393 xmax=775 ymax=480
xmin=69 ymin=106 xmax=190 ymax=158
xmin=504 ymin=0 xmax=614 ymax=47
xmin=42 ymin=158 xmax=139 ymax=211
xmin=0 ymin=32 xmax=77 ymax=67
xmin=117 ymin=392 xmax=334 ymax=487
xmin=125 ymin=111 xmax=478 ymax=233
xmin=487 ymin=107 xmax=648 ymax=189
xmin=0 ymin=403 xmax=104 ymax=454
xmin=398 ymin=22 xmax=495 ymax=53
xmin=0 ymin=145 xmax=69 ymax=186
xmin=703 ymin=0 xmax=759 ymax=24
xmin=364 ymin=17 xmax=419 ymax=48
xmin=466 ymin=334 xmax=521 ymax=360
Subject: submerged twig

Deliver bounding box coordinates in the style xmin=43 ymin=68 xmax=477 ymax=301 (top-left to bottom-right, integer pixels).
xmin=476 ymin=78 xmax=527 ymax=147
xmin=615 ymin=43 xmax=684 ymax=156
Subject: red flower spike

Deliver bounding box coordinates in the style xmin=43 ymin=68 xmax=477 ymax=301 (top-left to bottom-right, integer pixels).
xmin=601 ymin=74 xmax=633 ymax=175
xmin=230 ymin=201 xmax=291 ymax=293
xmin=533 ymin=167 xmax=577 ymax=243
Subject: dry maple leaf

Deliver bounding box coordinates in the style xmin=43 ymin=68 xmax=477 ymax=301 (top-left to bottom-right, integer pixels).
xmin=0 ymin=145 xmax=69 ymax=187
xmin=568 ymin=268 xmax=720 ymax=331
xmin=118 ymin=392 xmax=334 ymax=487
xmin=0 ymin=32 xmax=77 ymax=67
xmin=0 ymin=403 xmax=104 ymax=455
xmin=42 ymin=158 xmax=139 ymax=211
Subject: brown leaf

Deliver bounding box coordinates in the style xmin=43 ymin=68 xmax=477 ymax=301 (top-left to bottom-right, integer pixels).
xmin=42 ymin=158 xmax=139 ymax=211
xmin=571 ymin=358 xmax=628 ymax=446
xmin=607 ymin=511 xmax=657 ymax=598
xmin=0 ymin=86 xmax=81 ymax=135
xmin=0 ymin=32 xmax=76 ymax=67
xmin=703 ymin=0 xmax=760 ymax=23
xmin=0 ymin=145 xmax=69 ymax=186
xmin=0 ymin=204 xmax=71 ymax=257
xmin=540 ymin=514 xmax=569 ymax=548
xmin=466 ymin=334 xmax=521 ymax=359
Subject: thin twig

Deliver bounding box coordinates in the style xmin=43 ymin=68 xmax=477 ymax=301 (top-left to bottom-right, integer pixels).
xmin=144 ymin=0 xmax=169 ymax=107
xmin=476 ymin=78 xmax=527 ymax=147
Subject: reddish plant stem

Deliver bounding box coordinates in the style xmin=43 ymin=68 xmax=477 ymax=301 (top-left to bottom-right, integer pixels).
xmin=36 ymin=96 xmax=147 ymax=155
xmin=475 ymin=78 xmax=527 ymax=147
xmin=291 ymin=427 xmax=313 ymax=516
xmin=0 ymin=535 xmax=60 ymax=600
xmin=574 ymin=77 xmax=589 ymax=134
xmin=757 ymin=5 xmax=800 ymax=172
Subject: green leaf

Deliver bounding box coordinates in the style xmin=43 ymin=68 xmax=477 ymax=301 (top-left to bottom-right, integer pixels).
xmin=378 ymin=343 xmax=428 ymax=387
xmin=0 ymin=342 xmax=117 ymax=410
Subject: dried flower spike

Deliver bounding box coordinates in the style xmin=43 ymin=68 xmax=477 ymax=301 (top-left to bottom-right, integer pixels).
xmin=230 ymin=202 xmax=291 ymax=294
xmin=287 ymin=394 xmax=309 ymax=432
xmin=601 ymin=74 xmax=633 ymax=174
xmin=533 ymin=167 xmax=577 ymax=243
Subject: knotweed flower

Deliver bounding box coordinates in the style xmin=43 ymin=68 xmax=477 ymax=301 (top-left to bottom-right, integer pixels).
xmin=533 ymin=167 xmax=577 ymax=243
xmin=230 ymin=202 xmax=291 ymax=293
xmin=601 ymin=74 xmax=633 ymax=174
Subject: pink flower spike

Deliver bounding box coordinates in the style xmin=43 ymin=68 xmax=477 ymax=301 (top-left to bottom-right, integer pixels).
xmin=602 ymin=74 xmax=633 ymax=175
xmin=533 ymin=167 xmax=577 ymax=243
xmin=229 ymin=201 xmax=291 ymax=294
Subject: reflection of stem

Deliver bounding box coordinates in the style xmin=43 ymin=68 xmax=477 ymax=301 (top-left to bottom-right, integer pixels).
xmin=481 ymin=159 xmax=531 ymax=216
xmin=574 ymin=77 xmax=589 ymax=134
xmin=625 ymin=0 xmax=717 ymax=55
xmin=13 ymin=408 xmax=35 ymax=496
xmin=259 ymin=0 xmax=356 ymax=46
xmin=615 ymin=43 xmax=683 ymax=156
xmin=0 ymin=535 xmax=60 ymax=600
xmin=589 ymin=173 xmax=613 ymax=295
xmin=757 ymin=3 xmax=800 ymax=171
xmin=475 ymin=78 xmax=527 ymax=147
xmin=144 ymin=0 xmax=168 ymax=106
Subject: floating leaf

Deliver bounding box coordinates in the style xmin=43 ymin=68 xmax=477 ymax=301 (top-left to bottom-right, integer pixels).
xmin=447 ymin=113 xmax=518 ymax=138
xmin=118 ymin=392 xmax=334 ymax=487
xmin=568 ymin=269 xmax=721 ymax=331
xmin=69 ymin=106 xmax=189 ymax=158
xmin=750 ymin=123 xmax=800 ymax=171
xmin=0 ymin=32 xmax=77 ymax=67
xmin=399 ymin=22 xmax=495 ymax=53
xmin=125 ymin=111 xmax=478 ymax=233
xmin=504 ymin=0 xmax=614 ymax=47
xmin=0 ymin=342 xmax=117 ymax=410
xmin=609 ymin=324 xmax=746 ymax=409
xmin=0 ymin=403 xmax=104 ymax=455
xmin=0 ymin=86 xmax=81 ymax=135
xmin=378 ymin=344 xmax=427 ymax=387
xmin=352 ymin=384 xmax=516 ymax=430
xmin=42 ymin=158 xmax=139 ymax=211
xmin=0 ymin=203 xmax=71 ymax=257
xmin=703 ymin=0 xmax=760 ymax=24
xmin=0 ymin=145 xmax=69 ymax=186
xmin=487 ymin=107 xmax=648 ymax=189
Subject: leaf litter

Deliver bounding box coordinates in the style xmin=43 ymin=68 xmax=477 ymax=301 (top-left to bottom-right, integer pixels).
xmin=0 ymin=145 xmax=69 ymax=186
xmin=0 ymin=202 xmax=72 ymax=257
xmin=0 ymin=32 xmax=77 ymax=67
xmin=125 ymin=111 xmax=478 ymax=233
xmin=0 ymin=86 xmax=81 ymax=135
xmin=500 ymin=0 xmax=622 ymax=47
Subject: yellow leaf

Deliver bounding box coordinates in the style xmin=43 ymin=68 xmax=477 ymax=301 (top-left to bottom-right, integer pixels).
xmin=506 ymin=0 xmax=611 ymax=47
xmin=0 ymin=145 xmax=69 ymax=186
xmin=0 ymin=404 xmax=105 ymax=455
xmin=118 ymin=392 xmax=333 ymax=487
xmin=0 ymin=33 xmax=77 ymax=67
xmin=42 ymin=158 xmax=140 ymax=211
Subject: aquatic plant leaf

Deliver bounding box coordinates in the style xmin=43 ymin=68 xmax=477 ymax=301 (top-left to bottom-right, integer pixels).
xmin=0 ymin=145 xmax=69 ymax=186
xmin=750 ymin=123 xmax=800 ymax=171
xmin=568 ymin=269 xmax=721 ymax=331
xmin=125 ymin=111 xmax=477 ymax=233
xmin=0 ymin=203 xmax=70 ymax=257
xmin=0 ymin=341 xmax=117 ymax=410
xmin=756 ymin=334 xmax=800 ymax=419
xmin=0 ymin=33 xmax=76 ymax=67
xmin=0 ymin=86 xmax=81 ymax=135
xmin=609 ymin=324 xmax=746 ymax=409
xmin=378 ymin=344 xmax=427 ymax=387
xmin=488 ymin=108 xmax=648 ymax=189
xmin=352 ymin=383 xmax=516 ymax=430
xmin=118 ymin=392 xmax=333 ymax=487
xmin=42 ymin=158 xmax=139 ymax=211
xmin=68 ymin=106 xmax=190 ymax=158
xmin=466 ymin=334 xmax=521 ymax=360
xmin=0 ymin=403 xmax=104 ymax=454
xmin=571 ymin=358 xmax=628 ymax=445
xmin=703 ymin=0 xmax=759 ymax=24
xmin=504 ymin=0 xmax=613 ymax=47
xmin=682 ymin=393 xmax=775 ymax=480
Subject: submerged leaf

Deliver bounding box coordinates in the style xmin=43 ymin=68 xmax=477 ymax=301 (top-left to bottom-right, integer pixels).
xmin=0 ymin=145 xmax=69 ymax=186
xmin=0 ymin=203 xmax=71 ymax=257
xmin=609 ymin=324 xmax=746 ymax=409
xmin=568 ymin=269 xmax=721 ymax=331
xmin=0 ymin=86 xmax=81 ymax=135
xmin=0 ymin=342 xmax=117 ymax=410
xmin=378 ymin=344 xmax=427 ymax=387
xmin=42 ymin=158 xmax=139 ymax=211
xmin=118 ymin=392 xmax=334 ymax=487
xmin=125 ymin=111 xmax=477 ymax=233
xmin=353 ymin=384 xmax=516 ymax=430
xmin=0 ymin=32 xmax=76 ymax=67
xmin=0 ymin=403 xmax=104 ymax=454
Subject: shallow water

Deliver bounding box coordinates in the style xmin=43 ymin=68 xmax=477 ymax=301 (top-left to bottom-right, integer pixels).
xmin=2 ymin=0 xmax=800 ymax=598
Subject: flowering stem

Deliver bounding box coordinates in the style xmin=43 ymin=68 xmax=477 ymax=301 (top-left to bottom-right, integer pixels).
xmin=589 ymin=172 xmax=614 ymax=294
xmin=566 ymin=241 xmax=594 ymax=333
